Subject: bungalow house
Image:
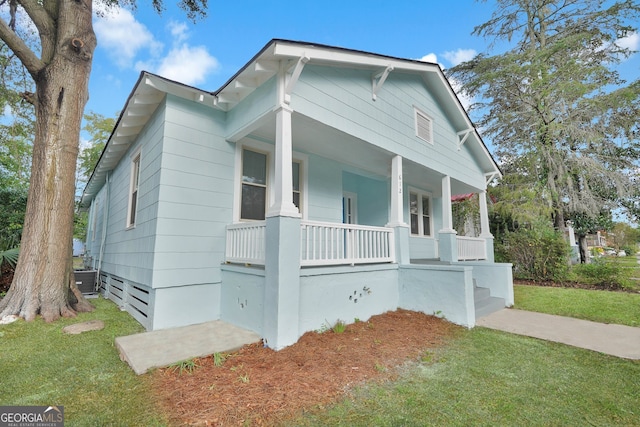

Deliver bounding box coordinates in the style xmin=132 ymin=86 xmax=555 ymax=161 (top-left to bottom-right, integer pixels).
xmin=80 ymin=39 xmax=513 ymax=349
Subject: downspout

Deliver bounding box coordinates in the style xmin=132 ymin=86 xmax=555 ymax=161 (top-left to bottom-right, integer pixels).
xmin=96 ymin=172 xmax=110 ymax=282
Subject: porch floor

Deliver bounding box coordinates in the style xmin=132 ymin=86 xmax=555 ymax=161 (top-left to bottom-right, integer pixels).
xmin=115 ymin=320 xmax=261 ymax=375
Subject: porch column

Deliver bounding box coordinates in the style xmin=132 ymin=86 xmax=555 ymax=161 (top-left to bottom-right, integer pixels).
xmin=387 ymin=155 xmax=410 ymax=264
xmin=267 ymin=104 xmax=300 ymax=218
xmin=478 ymin=190 xmax=494 ymax=262
xmin=439 ymin=175 xmax=458 ymax=262
xmin=263 ymin=215 xmax=301 ymax=350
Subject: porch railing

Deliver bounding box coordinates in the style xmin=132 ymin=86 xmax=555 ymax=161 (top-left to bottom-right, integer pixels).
xmin=225 ymin=220 xmax=395 ymax=266
xmin=225 ymin=221 xmax=266 ymax=265
xmin=456 ymin=236 xmax=487 ymax=260
xmin=300 ymin=221 xmax=395 ymax=266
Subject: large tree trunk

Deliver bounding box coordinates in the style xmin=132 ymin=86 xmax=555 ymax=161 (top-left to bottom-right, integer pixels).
xmin=0 ymin=0 xmax=96 ymax=321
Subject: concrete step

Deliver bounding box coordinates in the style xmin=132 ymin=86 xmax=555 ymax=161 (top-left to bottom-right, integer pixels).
xmin=474 ymin=285 xmax=506 ymax=319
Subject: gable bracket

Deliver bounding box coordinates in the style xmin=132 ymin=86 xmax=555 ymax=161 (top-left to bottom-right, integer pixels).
xmin=485 ymin=172 xmax=499 ymax=186
xmin=284 ymin=54 xmax=310 ymax=104
xmin=372 ymin=65 xmax=394 ymax=101
xmin=457 ymin=129 xmax=472 ymax=150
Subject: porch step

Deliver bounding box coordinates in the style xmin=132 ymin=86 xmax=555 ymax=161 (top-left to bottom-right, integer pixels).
xmin=474 ymin=285 xmax=505 ymax=319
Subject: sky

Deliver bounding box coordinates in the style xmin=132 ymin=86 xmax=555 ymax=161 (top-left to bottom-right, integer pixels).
xmin=85 ymin=0 xmax=639 ymax=144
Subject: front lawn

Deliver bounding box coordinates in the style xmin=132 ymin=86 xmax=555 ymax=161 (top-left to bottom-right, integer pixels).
xmin=289 ymin=328 xmax=640 ymax=426
xmin=0 ymin=297 xmax=165 ymax=426
xmin=514 ymin=284 xmax=640 ymax=327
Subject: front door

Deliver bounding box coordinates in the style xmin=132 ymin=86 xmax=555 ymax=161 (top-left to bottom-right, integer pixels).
xmin=342 ymin=192 xmax=357 ymax=224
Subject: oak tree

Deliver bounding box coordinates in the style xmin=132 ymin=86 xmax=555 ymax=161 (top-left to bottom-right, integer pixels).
xmin=0 ymin=0 xmax=206 ymax=321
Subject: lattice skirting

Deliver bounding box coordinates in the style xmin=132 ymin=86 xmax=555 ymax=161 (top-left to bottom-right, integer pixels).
xmin=99 ymin=273 xmax=152 ymax=330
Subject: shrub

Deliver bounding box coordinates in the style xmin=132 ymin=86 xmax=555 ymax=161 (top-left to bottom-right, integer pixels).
xmin=496 ymin=221 xmax=571 ymax=281
xmin=573 ymin=258 xmax=631 ymax=289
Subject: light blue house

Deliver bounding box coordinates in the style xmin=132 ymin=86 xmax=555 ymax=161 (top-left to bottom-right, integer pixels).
xmin=80 ymin=40 xmax=513 ymax=349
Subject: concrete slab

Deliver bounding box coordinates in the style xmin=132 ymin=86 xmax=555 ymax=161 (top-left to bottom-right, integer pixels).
xmin=115 ymin=320 xmax=261 ymax=375
xmin=477 ymin=309 xmax=640 ymax=360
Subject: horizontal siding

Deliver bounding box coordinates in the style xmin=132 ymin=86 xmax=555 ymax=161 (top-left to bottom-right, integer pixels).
xmin=90 ymin=101 xmax=166 ymax=286
xmin=293 ymin=65 xmax=485 ymax=188
xmin=152 ymin=95 xmax=234 ymax=288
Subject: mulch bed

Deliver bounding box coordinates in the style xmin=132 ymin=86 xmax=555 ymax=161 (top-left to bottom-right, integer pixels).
xmin=152 ymin=309 xmax=459 ymax=426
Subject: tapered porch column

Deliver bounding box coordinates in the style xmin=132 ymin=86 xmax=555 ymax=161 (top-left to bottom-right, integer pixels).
xmin=263 ymin=103 xmax=301 ymax=350
xmin=386 ymin=155 xmax=410 ymax=264
xmin=268 ymin=104 xmax=301 ymax=218
xmin=439 ymin=175 xmax=458 ymax=262
xmin=478 ymin=190 xmax=494 ymax=262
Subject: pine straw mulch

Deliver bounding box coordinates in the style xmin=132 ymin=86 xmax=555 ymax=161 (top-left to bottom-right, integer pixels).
xmin=152 ymin=309 xmax=459 ymax=426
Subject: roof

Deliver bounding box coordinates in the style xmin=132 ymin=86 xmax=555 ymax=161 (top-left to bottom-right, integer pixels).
xmin=80 ymin=39 xmax=501 ymax=208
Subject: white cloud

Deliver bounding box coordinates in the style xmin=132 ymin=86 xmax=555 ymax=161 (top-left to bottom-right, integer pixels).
xmin=168 ymin=21 xmax=189 ymax=44
xmin=419 ymin=53 xmax=439 ymax=64
xmin=94 ymin=8 xmax=161 ymax=68
xmin=443 ymin=49 xmax=477 ymax=67
xmin=617 ymin=32 xmax=639 ymax=51
xmin=149 ymin=44 xmax=219 ymax=85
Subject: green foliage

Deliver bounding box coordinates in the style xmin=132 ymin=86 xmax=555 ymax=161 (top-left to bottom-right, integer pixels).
xmin=451 ymin=195 xmax=479 ymax=236
xmin=170 ymin=358 xmax=199 ymax=375
xmin=0 ymin=247 xmax=19 ymax=268
xmin=78 ymin=111 xmax=116 ymax=181
xmin=449 ymin=0 xmax=640 ymax=229
xmin=332 ymin=319 xmax=346 ymax=334
xmin=572 ymin=258 xmax=632 ymax=289
xmin=73 ymin=209 xmax=88 ymax=241
xmin=496 ymin=220 xmax=571 ymax=281
xmin=0 ymin=186 xmax=27 ymax=251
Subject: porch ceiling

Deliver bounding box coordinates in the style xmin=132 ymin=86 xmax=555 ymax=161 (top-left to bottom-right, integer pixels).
xmin=246 ymin=113 xmax=477 ymax=196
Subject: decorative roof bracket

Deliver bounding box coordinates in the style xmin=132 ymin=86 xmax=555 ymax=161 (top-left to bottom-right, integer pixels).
xmin=372 ymin=65 xmax=394 ymax=101
xmin=284 ymin=54 xmax=310 ymax=104
xmin=457 ymin=129 xmax=472 ymax=150
xmin=485 ymin=172 xmax=499 ymax=185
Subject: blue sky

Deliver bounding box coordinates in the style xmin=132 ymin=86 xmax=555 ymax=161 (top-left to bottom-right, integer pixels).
xmin=87 ymin=0 xmax=639 ymax=133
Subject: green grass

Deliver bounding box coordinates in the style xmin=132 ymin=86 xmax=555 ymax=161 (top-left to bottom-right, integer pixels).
xmin=288 ymin=328 xmax=640 ymax=426
xmin=0 ymin=297 xmax=166 ymax=426
xmin=514 ymin=284 xmax=640 ymax=327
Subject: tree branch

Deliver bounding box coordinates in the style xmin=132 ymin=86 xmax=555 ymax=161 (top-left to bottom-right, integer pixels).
xmin=18 ymin=0 xmax=57 ymax=63
xmin=0 ymin=16 xmax=44 ymax=77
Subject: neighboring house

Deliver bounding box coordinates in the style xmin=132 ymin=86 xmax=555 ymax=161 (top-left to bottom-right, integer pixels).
xmin=80 ymin=39 xmax=513 ymax=349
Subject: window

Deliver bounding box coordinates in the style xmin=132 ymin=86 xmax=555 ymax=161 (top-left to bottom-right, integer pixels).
xmin=241 ymin=149 xmax=268 ymax=220
xmin=415 ymin=108 xmax=433 ymax=144
xmin=238 ymin=145 xmax=304 ymax=221
xmin=409 ymin=190 xmax=432 ymax=237
xmin=127 ymin=152 xmax=141 ymax=228
xmin=91 ymin=198 xmax=99 ymax=241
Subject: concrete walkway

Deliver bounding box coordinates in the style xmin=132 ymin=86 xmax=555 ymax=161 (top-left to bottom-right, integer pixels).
xmin=477 ymin=309 xmax=640 ymax=360
xmin=115 ymin=320 xmax=261 ymax=375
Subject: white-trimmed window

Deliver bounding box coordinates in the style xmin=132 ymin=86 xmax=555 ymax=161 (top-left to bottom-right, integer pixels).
xmin=127 ymin=151 xmax=141 ymax=228
xmin=415 ymin=108 xmax=433 ymax=144
xmin=240 ymin=148 xmax=268 ymax=220
xmin=239 ymin=146 xmax=304 ymax=221
xmin=409 ymin=189 xmax=432 ymax=237
xmin=91 ymin=198 xmax=99 ymax=241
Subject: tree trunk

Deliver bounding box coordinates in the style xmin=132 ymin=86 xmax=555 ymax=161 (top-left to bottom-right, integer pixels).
xmin=578 ymin=234 xmax=589 ymax=264
xmin=0 ymin=0 xmax=96 ymax=321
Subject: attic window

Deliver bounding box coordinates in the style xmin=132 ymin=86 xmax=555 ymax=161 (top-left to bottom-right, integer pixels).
xmin=415 ymin=108 xmax=433 ymax=144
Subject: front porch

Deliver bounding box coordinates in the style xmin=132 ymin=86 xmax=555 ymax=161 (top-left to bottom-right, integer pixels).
xmin=225 ymin=220 xmax=490 ymax=267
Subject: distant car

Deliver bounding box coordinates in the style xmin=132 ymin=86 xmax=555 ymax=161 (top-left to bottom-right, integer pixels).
xmin=617 ymin=250 xmax=627 ymax=257
xmin=605 ymin=249 xmax=616 ymax=256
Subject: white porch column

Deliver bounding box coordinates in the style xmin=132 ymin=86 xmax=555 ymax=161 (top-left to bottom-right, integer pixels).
xmin=441 ymin=175 xmax=455 ymax=233
xmin=439 ymin=175 xmax=458 ymax=262
xmin=386 ymin=155 xmax=410 ymax=264
xmin=388 ymin=155 xmax=405 ymax=227
xmin=479 ymin=190 xmax=492 ymax=238
xmin=267 ymin=104 xmax=300 ymax=218
xmin=478 ymin=190 xmax=495 ymax=262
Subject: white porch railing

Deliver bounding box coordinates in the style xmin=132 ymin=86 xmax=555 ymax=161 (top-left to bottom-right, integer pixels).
xmin=456 ymin=236 xmax=487 ymax=260
xmin=225 ymin=220 xmax=395 ymax=267
xmin=300 ymin=221 xmax=395 ymax=266
xmin=225 ymin=221 xmax=266 ymax=265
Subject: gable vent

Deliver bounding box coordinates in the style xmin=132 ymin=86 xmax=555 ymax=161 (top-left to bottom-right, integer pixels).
xmin=415 ymin=109 xmax=433 ymax=144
